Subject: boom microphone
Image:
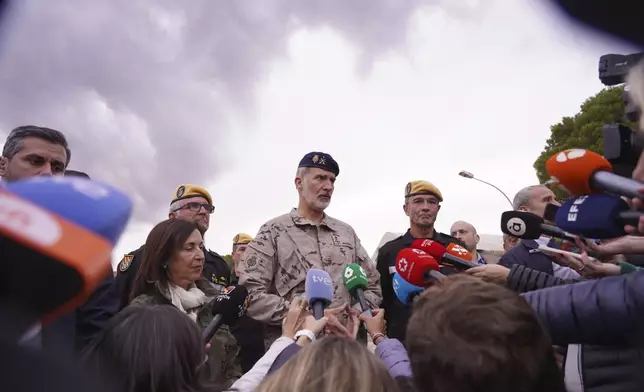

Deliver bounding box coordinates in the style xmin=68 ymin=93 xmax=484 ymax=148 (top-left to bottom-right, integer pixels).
xmin=0 ymin=177 xmax=132 ymax=324
xmin=305 ymin=269 xmax=333 ymax=320
xmin=203 ymin=285 xmax=249 ymax=344
xmin=410 ymin=239 xmax=477 ymax=270
xmin=545 ymin=148 xmax=644 ymax=198
xmin=392 ymin=272 xmax=424 ymax=305
xmin=395 ymin=248 xmax=444 ymax=287
xmin=555 ymin=193 xmax=640 ymax=239
xmin=342 ymin=263 xmax=371 ymax=316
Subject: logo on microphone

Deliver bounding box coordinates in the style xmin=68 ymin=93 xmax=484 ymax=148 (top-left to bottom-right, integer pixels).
xmin=344 ymin=268 xmax=354 ymax=279
xmin=392 ymin=276 xmax=400 ymax=294
xmin=449 ymin=244 xmax=469 ymax=256
xmin=506 ymin=217 xmax=526 ymax=236
xmin=397 ymin=257 xmax=408 ymax=272
xmin=555 ymin=149 xmax=586 ymax=162
xmin=312 ymin=274 xmax=332 ymax=286
xmin=222 ymin=286 xmax=235 ymax=295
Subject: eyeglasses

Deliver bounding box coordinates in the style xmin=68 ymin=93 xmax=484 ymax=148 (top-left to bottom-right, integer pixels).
xmin=175 ymin=202 xmax=215 ymax=214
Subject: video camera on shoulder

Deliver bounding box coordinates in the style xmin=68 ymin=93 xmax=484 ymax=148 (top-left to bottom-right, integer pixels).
xmin=600 ymin=52 xmax=644 ymax=178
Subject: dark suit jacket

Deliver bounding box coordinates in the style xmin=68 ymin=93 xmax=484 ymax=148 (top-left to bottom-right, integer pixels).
xmin=499 ymin=240 xmax=554 ymax=275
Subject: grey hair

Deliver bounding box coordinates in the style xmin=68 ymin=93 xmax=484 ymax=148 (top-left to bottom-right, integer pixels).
xmin=2 ymin=125 xmax=71 ymax=166
xmin=295 ymin=166 xmax=309 ymax=178
xmin=512 ymin=185 xmax=544 ymax=210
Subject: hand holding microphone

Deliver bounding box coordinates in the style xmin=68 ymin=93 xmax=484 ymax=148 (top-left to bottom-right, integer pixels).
xmin=304 ymin=268 xmax=352 ymax=338
xmin=282 ymin=297 xmax=327 ymax=343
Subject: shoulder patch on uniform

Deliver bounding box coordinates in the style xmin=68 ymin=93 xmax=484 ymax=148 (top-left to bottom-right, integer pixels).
xmin=119 ymin=255 xmax=134 ymax=272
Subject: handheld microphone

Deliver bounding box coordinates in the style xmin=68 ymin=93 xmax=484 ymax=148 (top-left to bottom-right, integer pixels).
xmin=342 ymin=263 xmax=371 ymax=316
xmin=501 ymin=210 xmax=577 ymax=242
xmin=392 ymin=272 xmax=424 ymax=305
xmin=395 ymin=248 xmax=444 ymax=287
xmin=203 ymin=285 xmax=249 ymax=344
xmin=410 ymin=239 xmax=477 ymax=270
xmin=0 ymin=177 xmax=132 ymax=324
xmin=545 ymin=148 xmax=644 ymax=198
xmin=305 ymin=269 xmax=333 ymax=320
xmin=555 ymin=193 xmax=639 ymax=238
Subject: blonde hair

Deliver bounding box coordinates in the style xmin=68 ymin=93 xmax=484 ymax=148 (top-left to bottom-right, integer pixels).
xmin=255 ymin=336 xmax=401 ymax=392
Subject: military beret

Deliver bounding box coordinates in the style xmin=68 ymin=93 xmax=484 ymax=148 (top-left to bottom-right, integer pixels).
xmin=171 ymin=184 xmax=213 ymax=206
xmin=298 ymin=151 xmax=339 ymax=176
xmin=405 ymin=180 xmax=443 ymax=202
xmin=233 ymin=233 xmax=253 ymax=245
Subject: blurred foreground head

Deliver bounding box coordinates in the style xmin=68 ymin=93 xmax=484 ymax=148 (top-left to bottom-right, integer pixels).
xmin=83 ymin=305 xmax=213 ymax=392
xmin=406 ymin=275 xmax=565 ymax=392
xmin=256 ymin=336 xmax=403 ymax=392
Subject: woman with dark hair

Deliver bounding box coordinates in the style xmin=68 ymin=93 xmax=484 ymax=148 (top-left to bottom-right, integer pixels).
xmin=84 ymin=304 xmax=221 ymax=392
xmin=129 ymin=219 xmax=239 ymax=387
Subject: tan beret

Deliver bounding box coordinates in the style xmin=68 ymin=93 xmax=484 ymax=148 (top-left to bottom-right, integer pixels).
xmin=233 ymin=233 xmax=253 ymax=245
xmin=405 ymin=180 xmax=443 ymax=202
xmin=171 ymin=184 xmax=213 ymax=206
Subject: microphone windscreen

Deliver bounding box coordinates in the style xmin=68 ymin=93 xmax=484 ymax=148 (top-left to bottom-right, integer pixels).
xmin=392 ymin=272 xmax=424 ymax=305
xmin=545 ymin=149 xmax=612 ymax=196
xmin=446 ymin=243 xmax=473 ymax=261
xmin=0 ymin=177 xmax=132 ymax=322
xmin=395 ymin=248 xmax=440 ymax=286
xmin=5 ymin=177 xmax=132 ymax=245
xmin=500 ymin=211 xmax=543 ymax=239
xmin=210 ymin=285 xmax=249 ymax=325
xmin=305 ymin=269 xmax=333 ymax=305
xmin=410 ymin=239 xmax=446 ymax=260
xmin=544 ymin=203 xmax=560 ymax=222
xmin=555 ymin=194 xmax=628 ymax=239
xmin=342 ymin=263 xmax=368 ymax=292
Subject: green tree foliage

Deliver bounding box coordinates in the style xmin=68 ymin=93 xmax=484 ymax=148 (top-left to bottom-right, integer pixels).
xmin=223 ymin=254 xmax=233 ymax=270
xmin=533 ymin=86 xmax=635 ymax=199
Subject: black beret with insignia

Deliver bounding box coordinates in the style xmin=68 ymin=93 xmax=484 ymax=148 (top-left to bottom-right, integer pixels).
xmin=298 ymin=151 xmax=339 ymax=176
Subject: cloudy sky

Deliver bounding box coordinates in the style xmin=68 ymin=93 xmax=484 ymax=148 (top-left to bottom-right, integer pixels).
xmin=0 ymin=0 xmax=636 ymax=267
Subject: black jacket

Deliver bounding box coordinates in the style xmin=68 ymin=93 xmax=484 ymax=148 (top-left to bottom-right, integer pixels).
xmin=506 ymin=264 xmax=577 ymax=293
xmin=522 ymin=271 xmax=644 ymax=392
xmin=113 ymin=245 xmax=230 ymax=310
xmin=499 ymin=240 xmax=554 ymax=275
xmin=375 ymin=229 xmax=465 ymax=344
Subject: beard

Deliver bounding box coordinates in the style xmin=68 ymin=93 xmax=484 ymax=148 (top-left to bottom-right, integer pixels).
xmin=302 ymin=188 xmax=331 ymax=211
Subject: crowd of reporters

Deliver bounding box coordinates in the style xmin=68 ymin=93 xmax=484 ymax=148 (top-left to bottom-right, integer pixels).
xmin=4 ymin=65 xmax=644 ymax=392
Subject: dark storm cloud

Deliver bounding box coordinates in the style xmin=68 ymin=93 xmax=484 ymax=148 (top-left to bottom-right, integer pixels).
xmin=0 ymin=0 xmax=480 ymax=221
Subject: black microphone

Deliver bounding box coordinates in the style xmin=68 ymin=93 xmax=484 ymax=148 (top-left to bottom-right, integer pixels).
xmin=202 ymin=285 xmax=249 ymax=344
xmin=501 ymin=210 xmax=576 ymax=242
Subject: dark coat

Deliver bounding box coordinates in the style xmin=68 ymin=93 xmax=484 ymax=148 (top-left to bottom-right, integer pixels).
xmin=375 ymin=229 xmax=465 ymax=344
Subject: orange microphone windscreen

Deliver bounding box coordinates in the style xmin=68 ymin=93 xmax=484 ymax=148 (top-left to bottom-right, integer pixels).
xmin=545 ymin=149 xmax=612 ymax=196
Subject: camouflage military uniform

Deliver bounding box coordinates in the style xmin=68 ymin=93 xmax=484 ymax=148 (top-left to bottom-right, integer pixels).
xmin=129 ymin=279 xmax=242 ymax=388
xmin=238 ymin=208 xmax=382 ymax=348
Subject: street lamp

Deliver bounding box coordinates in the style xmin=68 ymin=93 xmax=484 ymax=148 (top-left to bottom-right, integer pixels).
xmin=458 ymin=170 xmax=513 ymax=207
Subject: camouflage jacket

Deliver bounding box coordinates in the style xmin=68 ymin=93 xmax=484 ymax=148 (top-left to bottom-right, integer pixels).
xmin=238 ymin=208 xmax=382 ymax=326
xmin=129 ymin=278 xmax=242 ymax=387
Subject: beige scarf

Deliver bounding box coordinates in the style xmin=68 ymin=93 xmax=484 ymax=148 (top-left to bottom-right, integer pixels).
xmin=167 ymin=283 xmax=212 ymax=322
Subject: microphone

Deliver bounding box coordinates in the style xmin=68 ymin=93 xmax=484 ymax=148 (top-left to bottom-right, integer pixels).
xmin=395 ymin=248 xmax=444 ymax=287
xmin=0 ymin=177 xmax=132 ymax=324
xmin=410 ymin=239 xmax=477 ymax=270
xmin=342 ymin=263 xmax=371 ymax=316
xmin=555 ymin=193 xmax=639 ymax=238
xmin=391 ymin=272 xmax=424 ymax=305
xmin=203 ymin=285 xmax=249 ymax=344
xmin=305 ymin=269 xmax=333 ymax=319
xmin=501 ymin=210 xmax=577 ymax=242
xmin=545 ymin=148 xmax=644 ymax=198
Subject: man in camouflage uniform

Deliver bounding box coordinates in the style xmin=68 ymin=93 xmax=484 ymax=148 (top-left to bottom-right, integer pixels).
xmin=238 ymin=152 xmax=382 ymax=348
xmin=114 ymin=184 xmax=241 ymax=386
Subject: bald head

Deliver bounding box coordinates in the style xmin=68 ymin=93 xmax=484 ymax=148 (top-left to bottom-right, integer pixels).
xmin=450 ymin=221 xmax=479 ymax=253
